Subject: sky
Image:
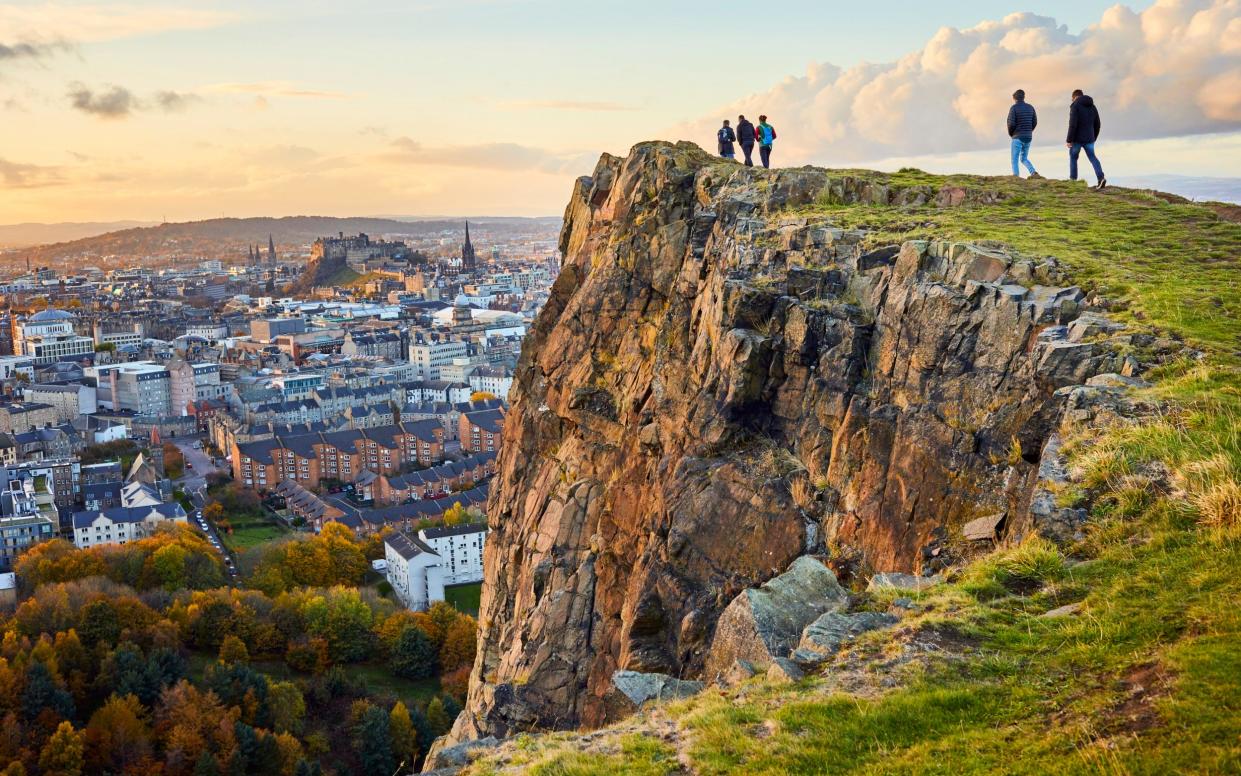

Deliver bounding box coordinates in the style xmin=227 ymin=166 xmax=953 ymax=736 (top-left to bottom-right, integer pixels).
xmin=1 ymin=0 xmax=1239 ymax=222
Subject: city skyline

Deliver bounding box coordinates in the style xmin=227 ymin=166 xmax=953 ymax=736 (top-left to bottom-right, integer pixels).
xmin=2 ymin=0 xmax=1240 ymax=222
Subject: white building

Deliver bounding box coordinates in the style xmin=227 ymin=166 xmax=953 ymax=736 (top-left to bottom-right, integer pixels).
xmin=384 ymin=531 xmax=445 ymax=611
xmin=71 ymin=503 xmax=187 ymax=549
xmin=98 ymin=362 xmax=172 ymax=417
xmin=468 ymin=367 xmax=513 ymax=399
xmin=408 ymin=339 xmax=468 ymax=381
xmin=186 ymin=322 xmax=230 ymax=344
xmin=22 ymin=383 xmax=97 ymax=422
xmin=418 ymin=523 xmax=487 ymax=586
xmin=14 ymin=309 xmax=94 ymax=365
xmin=0 ymin=356 xmax=35 ymax=382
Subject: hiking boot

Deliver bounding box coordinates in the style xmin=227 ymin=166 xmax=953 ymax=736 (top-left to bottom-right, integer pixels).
xmin=1028 ymin=173 xmax=1044 ymax=180
xmin=1096 ymin=177 xmax=1108 ymax=190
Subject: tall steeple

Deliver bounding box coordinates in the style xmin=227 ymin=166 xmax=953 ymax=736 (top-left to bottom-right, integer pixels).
xmin=248 ymin=244 xmax=254 ymax=263
xmin=461 ymin=221 xmax=477 ymax=271
xmin=268 ymin=234 xmax=277 ymax=264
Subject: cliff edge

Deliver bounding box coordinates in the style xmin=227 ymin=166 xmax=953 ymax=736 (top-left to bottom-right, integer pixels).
xmin=438 ymin=141 xmax=1178 ymax=750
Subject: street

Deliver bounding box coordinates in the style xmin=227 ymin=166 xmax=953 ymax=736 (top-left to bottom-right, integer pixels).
xmin=169 ymin=434 xmax=237 ymax=579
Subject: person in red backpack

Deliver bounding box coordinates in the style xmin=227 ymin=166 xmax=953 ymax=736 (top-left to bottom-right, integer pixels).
xmin=756 ymin=115 xmax=777 ymax=169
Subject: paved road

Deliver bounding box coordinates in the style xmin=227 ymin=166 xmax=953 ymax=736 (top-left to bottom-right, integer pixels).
xmin=169 ymin=435 xmax=237 ymax=580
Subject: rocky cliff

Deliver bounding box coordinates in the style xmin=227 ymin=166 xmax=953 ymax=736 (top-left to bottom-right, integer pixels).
xmin=446 ymin=142 xmax=1125 ymax=746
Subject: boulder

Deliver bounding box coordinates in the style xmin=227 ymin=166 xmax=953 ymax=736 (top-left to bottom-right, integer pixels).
xmin=421 ymin=737 xmax=501 ymax=772
xmin=867 ymin=572 xmax=941 ymax=592
xmin=962 ymin=513 xmax=1005 ymax=542
xmin=608 ymin=670 xmax=704 ymax=709
xmin=704 ymin=556 xmax=848 ymax=679
xmin=795 ymin=611 xmax=899 ymax=667
xmin=1085 ymin=372 xmax=1149 ymax=389
xmin=722 ymin=660 xmax=759 ymax=686
xmin=1040 ymin=602 xmax=1083 ymax=618
xmin=766 ymin=658 xmax=805 ymax=683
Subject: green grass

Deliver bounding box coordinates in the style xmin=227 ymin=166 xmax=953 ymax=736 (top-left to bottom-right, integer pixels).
xmin=445 ymin=582 xmax=482 ymax=616
xmin=188 ymin=653 xmax=440 ymax=706
xmin=222 ymin=516 xmax=291 ymax=552
xmin=320 ymin=264 xmax=361 ymax=286
xmin=793 ymin=171 xmax=1241 ymax=360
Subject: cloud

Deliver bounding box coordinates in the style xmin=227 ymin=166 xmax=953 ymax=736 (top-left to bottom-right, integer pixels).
xmin=203 ymin=81 xmax=350 ymax=99
xmin=66 ymin=83 xmax=204 ymax=118
xmin=0 ymin=158 xmax=63 ymax=188
xmin=384 ymin=137 xmax=596 ymax=174
xmin=154 ymin=90 xmax=200 ymax=112
xmin=0 ymin=40 xmax=66 ymax=60
xmin=500 ymin=99 xmax=638 ymax=112
xmin=0 ymin=3 xmax=235 ymax=43
xmin=676 ymin=0 xmax=1241 ymax=165
xmin=67 ymin=82 xmax=137 ymax=118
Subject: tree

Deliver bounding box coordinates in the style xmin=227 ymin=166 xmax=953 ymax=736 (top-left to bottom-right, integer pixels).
xmin=77 ymin=599 xmax=121 ymax=648
xmin=267 ymin=681 xmax=305 ymax=735
xmin=352 ymin=705 xmax=395 ymax=776
xmin=84 ymin=693 xmax=153 ymax=774
xmin=21 ymin=662 xmax=74 ymax=725
xmin=390 ymin=626 xmax=436 ymax=680
xmin=439 ymin=616 xmax=477 ymax=673
xmin=202 ymin=503 xmax=225 ymax=524
xmin=469 ymin=391 xmax=497 ymax=402
xmin=440 ymin=665 xmax=470 ymax=705
xmin=426 ymin=697 xmax=450 ymax=736
xmin=218 ymin=635 xmax=249 ymax=665
xmin=441 ymin=502 xmax=467 ymax=527
xmin=388 ymin=701 xmax=418 ymax=769
xmin=301 ymin=588 xmax=373 ymax=663
xmin=38 ymin=720 xmax=84 ymax=776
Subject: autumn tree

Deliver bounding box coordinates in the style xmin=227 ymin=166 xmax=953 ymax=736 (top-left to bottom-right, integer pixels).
xmin=469 ymin=391 xmax=497 ymax=402
xmin=267 ymin=681 xmax=305 ymax=735
xmin=84 ymin=693 xmax=153 ymax=774
xmin=388 ymin=701 xmax=418 ymax=769
xmin=218 ymin=635 xmax=249 ymax=665
xmin=439 ymin=616 xmax=477 ymax=673
xmin=426 ymin=697 xmax=450 ymax=736
xmin=38 ymin=720 xmax=84 ymax=776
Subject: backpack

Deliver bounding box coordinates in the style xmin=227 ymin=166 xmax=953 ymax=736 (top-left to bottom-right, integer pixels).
xmin=759 ymin=124 xmax=775 ymax=145
xmin=718 ymin=127 xmax=733 ymax=144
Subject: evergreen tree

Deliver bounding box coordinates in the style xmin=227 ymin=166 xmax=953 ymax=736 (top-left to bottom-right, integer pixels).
xmin=193 ymin=751 xmax=221 ymax=776
xmin=390 ymin=626 xmax=436 ymax=679
xmin=426 ymin=697 xmax=450 ymax=735
xmin=353 ymin=705 xmax=396 ymax=776
xmin=389 ymin=701 xmax=418 ymax=769
xmin=21 ymin=662 xmax=74 ymax=723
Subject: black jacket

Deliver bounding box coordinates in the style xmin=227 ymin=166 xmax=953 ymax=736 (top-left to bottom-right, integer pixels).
xmin=1006 ymin=100 xmax=1037 ymax=141
xmin=736 ymin=119 xmax=756 ymax=144
xmin=1067 ymin=95 xmax=1101 ymax=144
xmin=717 ymin=126 xmax=736 ymax=154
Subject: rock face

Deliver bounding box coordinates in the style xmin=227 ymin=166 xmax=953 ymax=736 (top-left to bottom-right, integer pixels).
xmin=446 ymin=142 xmax=1122 ymax=748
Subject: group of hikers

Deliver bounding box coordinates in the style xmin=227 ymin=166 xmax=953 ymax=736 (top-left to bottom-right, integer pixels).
xmin=716 ymin=115 xmax=777 ymax=168
xmin=1007 ymin=88 xmax=1107 ymax=189
xmin=713 ymin=89 xmax=1107 ymax=189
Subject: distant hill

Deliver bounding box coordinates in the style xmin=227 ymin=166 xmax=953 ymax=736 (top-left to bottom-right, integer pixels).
xmin=0 ymin=220 xmax=157 ymax=248
xmin=1 ymin=215 xmax=561 ymax=271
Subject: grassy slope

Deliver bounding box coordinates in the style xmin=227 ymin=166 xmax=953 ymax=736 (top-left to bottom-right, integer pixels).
xmin=464 ymin=173 xmax=1241 ymax=775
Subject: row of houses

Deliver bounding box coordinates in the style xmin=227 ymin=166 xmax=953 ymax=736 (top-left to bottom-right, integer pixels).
xmin=355 ymin=450 xmax=496 ymax=505
xmin=232 ymin=421 xmax=447 ymax=490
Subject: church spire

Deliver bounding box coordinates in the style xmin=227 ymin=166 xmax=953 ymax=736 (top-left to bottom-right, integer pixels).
xmin=461 ymin=221 xmax=476 ymax=270
xmin=268 ymin=234 xmax=276 ymax=264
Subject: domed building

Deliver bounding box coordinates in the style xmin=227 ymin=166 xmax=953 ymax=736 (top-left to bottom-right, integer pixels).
xmin=14 ymin=308 xmax=95 ymax=364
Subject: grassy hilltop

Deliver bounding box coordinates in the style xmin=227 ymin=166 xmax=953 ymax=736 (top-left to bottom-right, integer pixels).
xmin=456 ymin=170 xmax=1241 ymax=775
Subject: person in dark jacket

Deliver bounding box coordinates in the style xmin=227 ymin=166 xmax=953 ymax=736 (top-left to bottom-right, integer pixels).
xmin=736 ymin=115 xmax=756 ymax=167
xmin=1066 ymin=89 xmax=1106 ymax=189
xmin=717 ymin=120 xmax=736 ymax=159
xmin=1006 ymin=89 xmax=1040 ymax=178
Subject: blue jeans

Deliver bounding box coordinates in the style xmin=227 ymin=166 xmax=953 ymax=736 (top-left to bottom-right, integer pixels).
xmin=720 ymin=151 xmax=735 ymax=159
xmin=1010 ymin=138 xmax=1036 ymax=176
xmin=1070 ymin=142 xmax=1104 ymax=182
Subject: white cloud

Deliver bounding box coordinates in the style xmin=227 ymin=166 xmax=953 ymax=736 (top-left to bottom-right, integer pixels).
xmin=0 ymin=3 xmax=236 ymax=43
xmin=675 ymin=0 xmax=1241 ymax=165
xmin=384 ymin=137 xmax=596 ymax=174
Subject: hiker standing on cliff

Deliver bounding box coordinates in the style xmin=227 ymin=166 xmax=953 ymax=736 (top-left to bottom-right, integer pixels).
xmin=756 ymin=115 xmax=777 ymax=169
xmin=1066 ymin=89 xmax=1107 ymax=189
xmin=1006 ymin=89 xmax=1040 ymax=178
xmin=717 ymin=120 xmax=737 ymax=160
xmin=736 ymin=115 xmax=757 ymax=167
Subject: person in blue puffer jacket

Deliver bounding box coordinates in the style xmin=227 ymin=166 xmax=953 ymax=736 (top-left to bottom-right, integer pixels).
xmin=1006 ymin=89 xmax=1040 ymax=179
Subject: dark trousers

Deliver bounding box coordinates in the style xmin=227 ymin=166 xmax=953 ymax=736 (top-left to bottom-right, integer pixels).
xmin=759 ymin=145 xmax=772 ymax=169
xmin=1069 ymin=142 xmax=1104 ymax=182
xmin=740 ymin=142 xmax=754 ymax=166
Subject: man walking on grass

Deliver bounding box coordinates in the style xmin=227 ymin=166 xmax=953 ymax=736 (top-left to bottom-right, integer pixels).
xmin=1067 ymin=89 xmax=1107 ymax=189
xmin=1006 ymin=89 xmax=1040 ymax=178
